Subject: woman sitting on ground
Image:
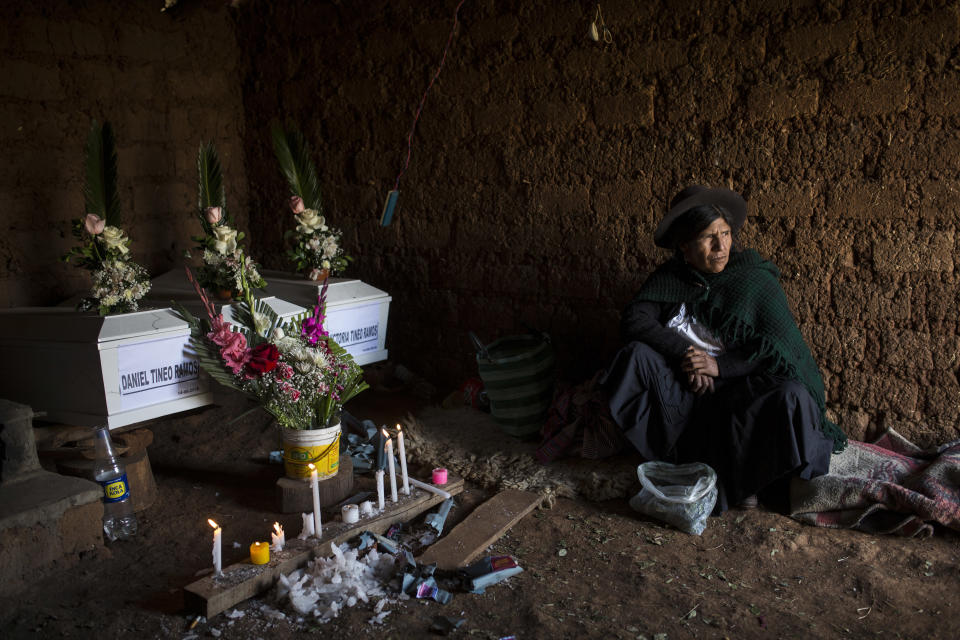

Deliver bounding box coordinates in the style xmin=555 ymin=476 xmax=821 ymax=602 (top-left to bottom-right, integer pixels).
xmin=602 ymin=185 xmax=846 ymax=513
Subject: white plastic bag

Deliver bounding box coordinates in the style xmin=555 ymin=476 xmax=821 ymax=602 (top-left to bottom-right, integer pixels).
xmin=628 ymin=461 xmax=718 ymax=535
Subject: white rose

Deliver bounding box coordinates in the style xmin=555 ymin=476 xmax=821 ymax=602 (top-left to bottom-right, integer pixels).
xmin=270 ymin=327 xmax=285 ymax=341
xmin=211 ymin=225 xmax=238 ymax=254
xmin=296 ymin=209 xmax=326 ymax=234
xmin=101 ymin=226 xmax=130 ymax=255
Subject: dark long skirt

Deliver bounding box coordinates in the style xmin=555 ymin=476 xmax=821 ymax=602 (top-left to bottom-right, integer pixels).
xmin=601 ymin=341 xmax=834 ymax=513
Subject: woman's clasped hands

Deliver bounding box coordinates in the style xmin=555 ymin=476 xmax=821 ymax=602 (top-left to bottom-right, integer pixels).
xmin=682 ymin=346 xmax=718 ymax=395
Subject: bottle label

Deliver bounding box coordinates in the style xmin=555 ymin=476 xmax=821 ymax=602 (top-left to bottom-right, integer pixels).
xmin=100 ymin=474 xmax=130 ymax=503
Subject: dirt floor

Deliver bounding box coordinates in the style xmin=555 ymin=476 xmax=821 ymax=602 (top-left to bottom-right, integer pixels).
xmin=1 ymin=386 xmax=959 ymax=640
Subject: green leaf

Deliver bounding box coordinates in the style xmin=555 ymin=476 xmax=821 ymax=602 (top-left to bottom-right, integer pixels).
xmin=271 ymin=122 xmax=323 ymax=212
xmin=84 ymin=120 xmax=121 ymax=226
xmin=197 ymin=142 xmax=227 ymax=219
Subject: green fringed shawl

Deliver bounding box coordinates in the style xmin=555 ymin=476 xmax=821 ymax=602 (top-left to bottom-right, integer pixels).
xmin=636 ymin=249 xmax=847 ymax=453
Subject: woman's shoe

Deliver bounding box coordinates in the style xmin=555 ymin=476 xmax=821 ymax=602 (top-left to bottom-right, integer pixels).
xmin=738 ymin=494 xmax=758 ymax=510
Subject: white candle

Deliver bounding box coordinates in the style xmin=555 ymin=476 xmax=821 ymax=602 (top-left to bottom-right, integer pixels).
xmin=360 ymin=500 xmax=374 ymax=517
xmin=409 ymin=477 xmax=452 ymax=500
xmin=397 ymin=424 xmax=410 ymax=496
xmin=270 ymin=522 xmax=285 ymax=552
xmin=297 ymin=512 xmax=314 ymax=539
xmin=309 ymin=463 xmax=322 ymax=538
xmin=376 ymin=469 xmax=385 ymax=510
xmin=208 ymin=519 xmax=222 ymax=576
xmin=342 ymin=504 xmax=359 ymax=524
xmin=386 ymin=436 xmax=398 ymax=503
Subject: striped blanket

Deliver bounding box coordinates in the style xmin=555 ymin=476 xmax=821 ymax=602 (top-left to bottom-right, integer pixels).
xmin=789 ymin=429 xmax=960 ymax=537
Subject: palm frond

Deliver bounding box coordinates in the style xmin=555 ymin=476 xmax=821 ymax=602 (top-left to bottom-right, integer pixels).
xmin=231 ymin=296 xmax=285 ymax=345
xmin=271 ymin=123 xmax=323 ymax=212
xmin=197 ymin=142 xmax=226 ymax=215
xmin=83 ymin=120 xmax=121 ymax=226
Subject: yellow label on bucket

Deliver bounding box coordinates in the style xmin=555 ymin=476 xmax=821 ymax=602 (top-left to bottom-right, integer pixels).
xmin=282 ymin=431 xmax=341 ymax=479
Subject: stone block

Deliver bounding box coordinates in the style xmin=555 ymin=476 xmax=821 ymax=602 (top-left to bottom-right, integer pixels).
xmin=593 ymin=87 xmax=655 ymax=128
xmin=748 ymin=182 xmax=818 ymax=218
xmin=470 ymin=15 xmax=521 ymax=47
xmin=872 ymin=229 xmax=954 ymax=273
xmin=118 ymin=143 xmax=174 ymax=179
xmin=920 ymin=180 xmax=960 ymax=220
xmin=827 ymin=77 xmax=910 ymax=117
xmin=0 ymin=400 xmax=103 ymax=598
xmin=532 ymin=100 xmax=587 ymax=131
xmin=629 ymin=38 xmax=687 ymax=75
xmin=871 ymin=6 xmax=960 ymax=60
xmin=781 ymin=18 xmax=866 ymax=62
xmin=666 ymin=82 xmax=733 ymax=124
xmin=0 ymin=60 xmax=64 ymax=101
xmin=803 ymin=323 xmax=866 ymax=371
xmin=833 ymin=281 xmax=912 ymax=323
xmin=117 ymin=24 xmax=187 ymax=61
xmin=747 ymin=80 xmax=820 ymax=121
xmin=879 ymin=329 xmax=935 ymax=370
xmin=925 ymin=74 xmax=960 ymax=117
xmin=2 ymin=16 xmax=51 ymax=54
xmin=839 ymin=371 xmax=919 ymax=414
xmin=473 ymin=99 xmax=524 ymax=134
xmin=829 ymin=183 xmax=905 ymax=219
xmin=168 ymin=69 xmax=235 ymax=103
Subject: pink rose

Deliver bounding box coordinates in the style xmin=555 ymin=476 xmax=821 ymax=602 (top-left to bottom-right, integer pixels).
xmin=84 ymin=214 xmax=105 ymax=235
xmin=289 ymin=196 xmax=305 ymax=214
xmin=204 ymin=206 xmax=223 ymax=225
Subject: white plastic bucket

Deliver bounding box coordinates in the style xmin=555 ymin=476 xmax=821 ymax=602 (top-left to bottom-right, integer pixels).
xmin=281 ymin=423 xmax=341 ymax=480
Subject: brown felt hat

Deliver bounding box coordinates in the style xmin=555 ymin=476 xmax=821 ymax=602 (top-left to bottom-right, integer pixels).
xmin=654 ymin=185 xmax=747 ymax=248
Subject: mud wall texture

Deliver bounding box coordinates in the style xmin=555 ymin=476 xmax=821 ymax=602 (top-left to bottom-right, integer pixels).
xmin=0 ymin=1 xmax=248 ymax=307
xmin=3 ymin=1 xmax=959 ymax=448
xmin=234 ymin=0 xmax=960 ymax=447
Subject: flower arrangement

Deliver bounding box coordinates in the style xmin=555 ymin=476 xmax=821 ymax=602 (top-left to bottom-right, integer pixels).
xmin=63 ymin=120 xmax=151 ymax=315
xmin=174 ymin=266 xmax=368 ymax=431
xmin=190 ymin=143 xmax=266 ymax=298
xmin=272 ymin=124 xmax=351 ymax=279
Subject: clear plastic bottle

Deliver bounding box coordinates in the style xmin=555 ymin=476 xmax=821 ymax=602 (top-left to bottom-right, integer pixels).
xmin=93 ymin=426 xmax=138 ymax=541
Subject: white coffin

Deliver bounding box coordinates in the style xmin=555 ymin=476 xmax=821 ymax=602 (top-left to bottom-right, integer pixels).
xmin=259 ymin=271 xmax=390 ymax=366
xmin=0 ymin=307 xmax=212 ymax=430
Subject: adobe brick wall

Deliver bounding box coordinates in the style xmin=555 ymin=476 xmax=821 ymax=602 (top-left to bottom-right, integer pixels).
xmin=0 ymin=1 xmax=248 ymax=308
xmin=2 ymin=1 xmax=959 ymax=448
xmin=234 ymin=0 xmax=960 ymax=447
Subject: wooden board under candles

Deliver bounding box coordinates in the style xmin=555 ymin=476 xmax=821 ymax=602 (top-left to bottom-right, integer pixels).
xmin=183 ymin=473 xmax=464 ymax=619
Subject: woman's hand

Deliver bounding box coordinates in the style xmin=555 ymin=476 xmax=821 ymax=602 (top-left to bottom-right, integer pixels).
xmin=682 ymin=347 xmax=719 ymax=378
xmin=688 ymin=372 xmax=714 ymax=395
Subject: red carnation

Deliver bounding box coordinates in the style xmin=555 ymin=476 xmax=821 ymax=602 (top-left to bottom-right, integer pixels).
xmin=245 ymin=343 xmax=280 ymax=377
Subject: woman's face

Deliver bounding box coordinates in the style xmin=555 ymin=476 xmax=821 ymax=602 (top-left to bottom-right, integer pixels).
xmin=680 ymin=217 xmax=732 ymax=274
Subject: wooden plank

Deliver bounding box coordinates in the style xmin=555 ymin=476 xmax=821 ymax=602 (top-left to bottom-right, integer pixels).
xmin=183 ymin=474 xmax=463 ymax=619
xmin=416 ymin=489 xmax=540 ymax=570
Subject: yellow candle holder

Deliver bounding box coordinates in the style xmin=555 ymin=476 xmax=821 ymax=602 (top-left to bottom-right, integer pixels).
xmin=250 ymin=541 xmax=270 ymax=565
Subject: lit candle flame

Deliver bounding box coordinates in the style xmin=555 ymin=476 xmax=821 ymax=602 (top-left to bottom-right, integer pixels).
xmin=382 ymin=428 xmax=388 ymax=437
xmin=308 ymin=463 xmax=316 ymax=471
xmin=273 ymin=522 xmax=282 ymax=535
xmin=208 ymin=519 xmax=218 ymax=529
xmin=397 ymin=424 xmax=402 ymax=432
